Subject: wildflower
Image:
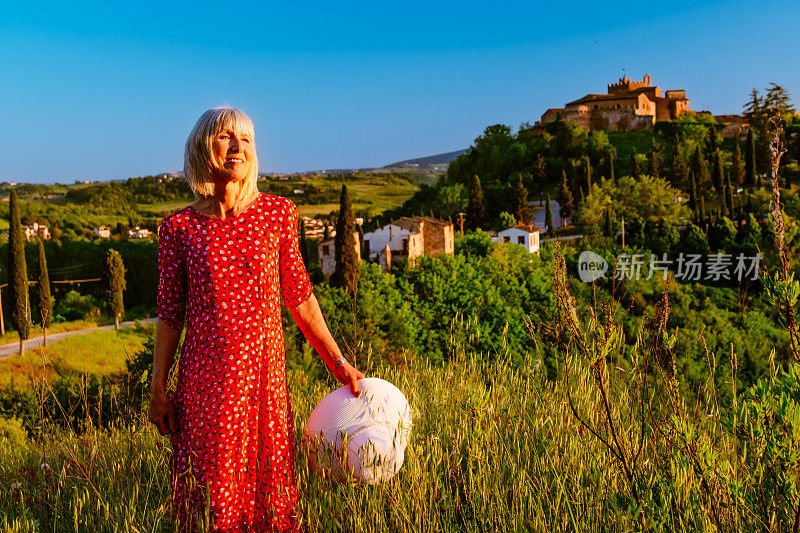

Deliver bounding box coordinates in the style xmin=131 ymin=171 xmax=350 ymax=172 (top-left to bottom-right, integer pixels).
xmin=40 ymin=463 xmax=52 ymax=472
xmin=10 ymin=482 xmax=21 ymax=490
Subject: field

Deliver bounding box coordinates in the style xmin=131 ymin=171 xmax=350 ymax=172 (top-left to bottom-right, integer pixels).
xmin=1 ymin=256 xmax=798 ymax=531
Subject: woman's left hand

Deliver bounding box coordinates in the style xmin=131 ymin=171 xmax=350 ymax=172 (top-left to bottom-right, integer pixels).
xmin=333 ymin=361 xmax=365 ymax=397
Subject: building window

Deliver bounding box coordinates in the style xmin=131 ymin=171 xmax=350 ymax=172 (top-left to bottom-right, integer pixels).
xmin=322 ymin=245 xmax=330 ymax=255
xmin=518 ymin=236 xmax=525 ymax=244
xmin=503 ymin=236 xmax=510 ymax=243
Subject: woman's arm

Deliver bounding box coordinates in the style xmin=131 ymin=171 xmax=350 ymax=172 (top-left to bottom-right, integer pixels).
xmin=290 ymin=294 xmax=364 ymax=396
xmin=148 ymin=318 xmax=181 ymax=435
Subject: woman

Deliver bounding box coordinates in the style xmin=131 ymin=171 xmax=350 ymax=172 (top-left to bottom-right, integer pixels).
xmin=149 ymin=107 xmax=364 ymax=531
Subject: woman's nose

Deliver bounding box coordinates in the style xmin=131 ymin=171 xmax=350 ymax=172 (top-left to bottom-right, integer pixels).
xmin=228 ymin=137 xmax=240 ymax=152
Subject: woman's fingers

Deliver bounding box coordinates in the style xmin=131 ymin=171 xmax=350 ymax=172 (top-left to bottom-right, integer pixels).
xmin=349 ymin=376 xmax=361 ymax=398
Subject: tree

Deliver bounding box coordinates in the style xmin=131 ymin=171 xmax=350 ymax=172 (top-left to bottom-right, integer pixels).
xmin=604 ymin=206 xmax=615 ymax=238
xmin=37 ymin=241 xmax=52 ymax=346
xmin=725 ymin=173 xmax=734 ymax=216
xmin=671 ymin=145 xmax=688 ymax=189
xmin=692 ymin=146 xmax=710 ymax=193
xmin=699 ymin=196 xmax=706 ymax=224
xmin=544 ymin=194 xmax=554 ymax=232
xmin=745 ymin=129 xmax=758 ymax=188
xmin=299 ymin=220 xmax=309 ymax=268
xmin=513 ymin=177 xmax=532 ymax=223
xmin=732 ymin=139 xmax=745 ymax=186
xmin=467 ymin=174 xmax=487 ymax=230
xmin=764 ymin=83 xmax=796 ymax=117
xmin=7 ymin=189 xmax=29 ymax=355
xmin=628 ymin=150 xmax=640 ymax=179
xmin=606 ymin=147 xmax=616 ymax=182
xmin=104 ymin=249 xmax=126 ymax=331
xmin=689 ymin=169 xmax=698 ymax=214
xmin=712 ymin=150 xmax=724 ymax=192
xmin=558 ymin=171 xmax=575 ymax=222
xmin=708 ymin=217 xmax=737 ymax=251
xmin=648 ymin=138 xmax=663 ymax=179
xmin=497 ymin=211 xmax=516 ymax=230
xmin=582 ymin=156 xmax=592 ymax=191
xmin=331 ymin=184 xmax=359 ymax=293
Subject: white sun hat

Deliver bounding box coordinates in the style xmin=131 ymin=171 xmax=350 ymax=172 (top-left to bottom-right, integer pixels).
xmin=304 ymin=377 xmax=413 ymax=485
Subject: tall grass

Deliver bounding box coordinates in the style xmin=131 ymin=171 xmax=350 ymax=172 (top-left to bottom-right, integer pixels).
xmin=2 ymin=301 xmax=797 ymax=531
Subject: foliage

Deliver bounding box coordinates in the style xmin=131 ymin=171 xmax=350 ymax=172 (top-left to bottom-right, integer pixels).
xmin=54 ymin=291 xmax=105 ymax=322
xmin=465 ymin=175 xmax=486 ymax=230
xmin=575 ymin=174 xmax=690 ymax=235
xmin=104 ymin=249 xmax=126 ymax=322
xmin=8 ymin=189 xmax=30 ymax=339
xmin=37 ymin=240 xmax=52 ymax=328
xmin=330 ymin=185 xmax=359 ymax=293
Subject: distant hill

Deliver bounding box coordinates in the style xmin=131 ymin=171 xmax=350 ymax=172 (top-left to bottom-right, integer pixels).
xmin=382 ymin=150 xmax=467 ymax=169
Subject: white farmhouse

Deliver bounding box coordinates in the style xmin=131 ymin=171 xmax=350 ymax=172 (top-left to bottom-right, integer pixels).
xmin=362 ymin=216 xmax=453 ymax=271
xmin=493 ymin=224 xmax=542 ymax=254
xmin=93 ymin=226 xmax=111 ymax=238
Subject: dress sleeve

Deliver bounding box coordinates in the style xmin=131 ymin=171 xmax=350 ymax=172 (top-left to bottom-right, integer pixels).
xmin=279 ymin=200 xmax=313 ymax=308
xmin=157 ymin=218 xmax=187 ymax=331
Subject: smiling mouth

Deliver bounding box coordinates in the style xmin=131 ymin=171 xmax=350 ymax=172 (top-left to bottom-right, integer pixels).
xmin=226 ymin=157 xmax=244 ymax=163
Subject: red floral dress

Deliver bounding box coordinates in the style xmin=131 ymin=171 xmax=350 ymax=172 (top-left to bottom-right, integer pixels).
xmin=157 ymin=193 xmax=312 ymax=532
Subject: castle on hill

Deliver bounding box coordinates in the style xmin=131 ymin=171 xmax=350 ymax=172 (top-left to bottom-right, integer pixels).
xmin=536 ymin=74 xmax=691 ymax=132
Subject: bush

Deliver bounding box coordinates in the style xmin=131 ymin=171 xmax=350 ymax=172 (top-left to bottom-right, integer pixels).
xmin=54 ymin=290 xmax=104 ymax=322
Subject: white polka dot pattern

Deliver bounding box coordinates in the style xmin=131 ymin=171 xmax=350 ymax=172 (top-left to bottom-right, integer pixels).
xmin=156 ymin=193 xmax=312 ymax=532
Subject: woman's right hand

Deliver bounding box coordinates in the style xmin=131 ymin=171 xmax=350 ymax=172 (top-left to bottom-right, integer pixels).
xmin=149 ymin=391 xmax=179 ymax=435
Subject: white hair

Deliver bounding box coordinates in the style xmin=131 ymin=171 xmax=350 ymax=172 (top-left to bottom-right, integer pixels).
xmin=184 ymin=107 xmax=259 ymax=199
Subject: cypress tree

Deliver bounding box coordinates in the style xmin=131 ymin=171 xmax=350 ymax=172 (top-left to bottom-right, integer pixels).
xmin=105 ymin=249 xmax=126 ymax=331
xmin=322 ymin=222 xmax=330 ymax=242
xmin=712 ymin=150 xmax=724 ymax=192
xmin=649 ymin=138 xmax=663 ymax=179
xmin=628 ymin=150 xmax=640 ymax=179
xmin=689 ymin=169 xmax=698 ymax=213
xmin=671 ymin=146 xmax=687 ymax=189
xmin=8 ymin=189 xmax=29 ymax=355
xmin=706 ymin=127 xmax=719 ymax=161
xmin=37 ymin=240 xmax=52 ymax=346
xmin=534 ymin=154 xmax=547 ymax=183
xmin=720 ymin=187 xmax=728 ymax=217
xmin=605 ymin=207 xmax=614 ymax=238
xmin=725 ymin=174 xmax=734 ymax=216
xmin=692 ymin=146 xmax=710 ymax=192
xmin=299 ymin=221 xmax=309 ymax=268
xmin=582 ymin=156 xmax=592 ymax=191
xmin=699 ymin=196 xmax=706 ymax=225
xmin=745 ymin=129 xmax=757 ymax=188
xmin=467 ymin=174 xmax=486 ymax=229
xmin=732 ymin=139 xmax=745 ymax=186
xmin=331 ymin=184 xmax=359 ymax=293
xmin=606 ymin=147 xmax=616 ymax=183
xmin=544 ymin=194 xmax=554 ymax=232
xmin=558 ymin=171 xmax=575 ymax=222
xmin=514 ymin=177 xmax=532 ymax=223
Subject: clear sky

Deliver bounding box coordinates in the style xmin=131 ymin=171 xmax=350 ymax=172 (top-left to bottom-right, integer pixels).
xmin=1 ymin=0 xmax=798 ymax=183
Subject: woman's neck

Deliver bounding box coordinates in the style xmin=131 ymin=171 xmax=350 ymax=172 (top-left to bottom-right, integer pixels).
xmin=192 ymin=180 xmax=258 ymax=219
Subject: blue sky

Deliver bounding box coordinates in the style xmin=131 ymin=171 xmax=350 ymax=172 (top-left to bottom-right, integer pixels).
xmin=1 ymin=1 xmax=798 ymax=182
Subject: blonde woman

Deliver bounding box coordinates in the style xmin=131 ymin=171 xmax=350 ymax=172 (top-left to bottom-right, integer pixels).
xmin=149 ymin=107 xmax=364 ymax=531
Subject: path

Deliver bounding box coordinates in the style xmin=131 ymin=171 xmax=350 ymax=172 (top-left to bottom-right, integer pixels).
xmin=0 ymin=318 xmax=157 ymax=359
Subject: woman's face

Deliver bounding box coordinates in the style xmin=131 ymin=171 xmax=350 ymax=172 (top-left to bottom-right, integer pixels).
xmin=209 ymin=128 xmax=255 ymax=183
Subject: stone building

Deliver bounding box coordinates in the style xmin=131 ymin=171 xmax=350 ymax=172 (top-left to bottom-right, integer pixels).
xmin=23 ymin=222 xmax=50 ymax=241
xmin=363 ymin=216 xmax=454 ymax=271
xmin=318 ymin=232 xmax=361 ymax=279
xmin=537 ymin=74 xmax=691 ymax=132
